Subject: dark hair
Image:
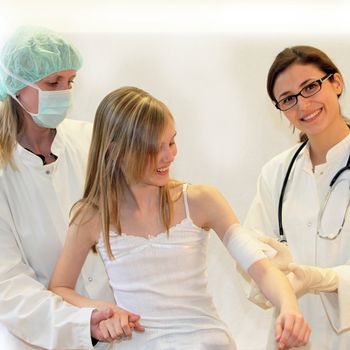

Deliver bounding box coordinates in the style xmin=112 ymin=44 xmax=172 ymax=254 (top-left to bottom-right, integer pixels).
xmin=267 ymin=45 xmax=342 ymax=103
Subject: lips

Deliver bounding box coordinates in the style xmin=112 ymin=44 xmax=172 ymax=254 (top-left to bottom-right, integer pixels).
xmin=300 ymin=108 xmax=322 ymax=122
xmin=156 ymin=166 xmax=169 ymax=174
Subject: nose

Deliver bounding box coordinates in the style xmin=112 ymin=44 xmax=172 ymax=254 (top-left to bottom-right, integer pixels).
xmin=161 ymin=145 xmax=177 ymax=163
xmin=296 ymin=95 xmax=312 ymax=110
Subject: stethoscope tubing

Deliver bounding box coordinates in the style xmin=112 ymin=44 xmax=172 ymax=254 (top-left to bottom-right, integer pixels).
xmin=278 ymin=140 xmax=308 ymax=242
xmin=278 ymin=139 xmax=350 ymax=242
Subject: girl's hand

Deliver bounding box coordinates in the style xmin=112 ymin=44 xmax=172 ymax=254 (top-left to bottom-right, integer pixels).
xmin=275 ymin=308 xmax=311 ymax=349
xmin=92 ymin=304 xmax=145 ymax=342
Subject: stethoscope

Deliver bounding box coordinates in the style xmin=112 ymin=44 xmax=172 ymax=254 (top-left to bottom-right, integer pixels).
xmin=278 ymin=139 xmax=350 ymax=243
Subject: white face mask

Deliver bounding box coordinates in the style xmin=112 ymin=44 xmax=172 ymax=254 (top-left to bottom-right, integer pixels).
xmin=29 ymin=88 xmax=72 ymax=128
xmin=13 ymin=87 xmax=72 ymax=129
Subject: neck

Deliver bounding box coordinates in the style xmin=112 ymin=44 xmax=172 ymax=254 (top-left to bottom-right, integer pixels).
xmin=18 ymin=112 xmax=56 ymax=156
xmin=308 ymin=118 xmax=350 ymax=166
xmin=125 ymin=184 xmax=160 ymax=212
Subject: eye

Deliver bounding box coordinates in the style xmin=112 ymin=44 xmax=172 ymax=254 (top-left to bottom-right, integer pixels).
xmin=280 ymin=95 xmax=296 ymax=106
xmin=303 ymin=81 xmax=319 ymax=93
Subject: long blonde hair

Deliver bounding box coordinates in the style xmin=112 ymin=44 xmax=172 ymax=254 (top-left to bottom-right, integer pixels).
xmin=0 ymin=97 xmax=22 ymax=168
xmin=76 ymin=86 xmax=175 ymax=259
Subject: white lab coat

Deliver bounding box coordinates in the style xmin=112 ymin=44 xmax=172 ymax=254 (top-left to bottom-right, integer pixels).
xmin=0 ymin=119 xmax=114 ymax=350
xmin=245 ymin=135 xmax=350 ymax=350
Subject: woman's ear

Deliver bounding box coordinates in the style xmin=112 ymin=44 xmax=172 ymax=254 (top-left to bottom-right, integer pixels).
xmin=332 ymin=72 xmax=344 ymax=96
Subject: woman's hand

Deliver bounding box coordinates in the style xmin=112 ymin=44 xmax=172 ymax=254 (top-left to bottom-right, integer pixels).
xmin=275 ymin=307 xmax=311 ymax=349
xmin=257 ymin=236 xmax=293 ymax=271
xmin=91 ymin=304 xmax=145 ymax=342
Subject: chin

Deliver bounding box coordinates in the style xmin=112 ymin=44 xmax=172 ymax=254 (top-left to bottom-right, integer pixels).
xmin=155 ymin=177 xmax=170 ymax=187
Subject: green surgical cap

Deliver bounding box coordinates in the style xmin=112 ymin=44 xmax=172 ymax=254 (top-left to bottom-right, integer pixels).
xmin=0 ymin=26 xmax=82 ymax=101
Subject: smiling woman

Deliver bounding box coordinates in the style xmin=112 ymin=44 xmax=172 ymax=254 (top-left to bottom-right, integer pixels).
xmin=245 ymin=45 xmax=350 ymax=350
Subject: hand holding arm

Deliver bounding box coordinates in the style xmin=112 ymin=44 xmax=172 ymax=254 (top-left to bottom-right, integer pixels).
xmin=189 ymin=186 xmax=311 ymax=349
xmin=249 ymin=237 xmax=338 ymax=296
xmin=248 ymin=259 xmax=311 ymax=349
xmin=257 ymin=236 xmax=293 ymax=271
xmin=90 ymin=307 xmax=144 ymax=342
xmin=222 ymin=225 xmax=310 ymax=349
xmin=246 ymin=236 xmax=294 ymax=308
xmin=287 ymin=263 xmax=339 ymax=294
xmin=49 ymin=206 xmax=144 ymax=341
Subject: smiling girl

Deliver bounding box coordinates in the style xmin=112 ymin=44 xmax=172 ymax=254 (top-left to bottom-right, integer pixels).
xmin=50 ymin=86 xmax=310 ymax=349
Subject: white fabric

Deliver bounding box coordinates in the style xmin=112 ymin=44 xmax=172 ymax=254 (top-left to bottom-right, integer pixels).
xmin=96 ymin=184 xmax=236 ymax=350
xmin=245 ymin=135 xmax=350 ymax=350
xmin=0 ymin=118 xmax=114 ymax=349
xmin=223 ymin=224 xmax=267 ymax=271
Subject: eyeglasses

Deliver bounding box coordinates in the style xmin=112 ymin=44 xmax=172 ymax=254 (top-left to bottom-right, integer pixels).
xmin=275 ymin=73 xmax=334 ymax=111
xmin=317 ymin=177 xmax=350 ymax=240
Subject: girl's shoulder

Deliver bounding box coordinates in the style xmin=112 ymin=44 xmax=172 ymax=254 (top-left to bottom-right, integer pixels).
xmin=187 ymin=183 xmax=220 ymax=199
xmin=169 ymin=180 xmax=220 ymax=203
xmin=183 ymin=183 xmax=224 ymax=215
xmin=69 ymin=201 xmax=101 ymax=243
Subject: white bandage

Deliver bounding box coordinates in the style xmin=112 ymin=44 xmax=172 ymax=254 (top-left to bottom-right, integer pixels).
xmin=223 ymin=224 xmax=267 ymax=271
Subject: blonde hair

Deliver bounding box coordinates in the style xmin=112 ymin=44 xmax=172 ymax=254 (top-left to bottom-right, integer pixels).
xmin=75 ymin=86 xmax=175 ymax=259
xmin=0 ymin=97 xmax=22 ymax=168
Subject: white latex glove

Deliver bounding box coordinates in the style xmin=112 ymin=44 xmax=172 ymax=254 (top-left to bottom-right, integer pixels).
xmin=257 ymin=236 xmax=293 ymax=271
xmin=287 ymin=263 xmax=339 ymax=295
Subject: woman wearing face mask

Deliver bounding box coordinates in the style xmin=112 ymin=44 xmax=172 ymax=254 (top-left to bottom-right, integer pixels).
xmin=245 ymin=46 xmax=350 ymax=349
xmin=0 ymin=27 xmax=143 ymax=349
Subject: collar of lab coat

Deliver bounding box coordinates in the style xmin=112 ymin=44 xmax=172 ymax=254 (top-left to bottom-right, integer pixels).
xmin=302 ymin=133 xmax=350 ymax=173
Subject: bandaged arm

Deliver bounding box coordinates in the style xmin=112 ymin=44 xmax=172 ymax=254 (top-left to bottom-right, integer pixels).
xmin=223 ymin=224 xmax=302 ymax=314
xmin=223 ymin=224 xmax=267 ymax=271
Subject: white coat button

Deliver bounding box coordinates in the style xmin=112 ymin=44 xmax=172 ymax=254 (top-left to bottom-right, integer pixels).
xmin=307 ymin=222 xmax=312 ymax=227
xmin=88 ymin=277 xmax=93 ymax=282
xmin=45 ymin=170 xmax=50 ymax=175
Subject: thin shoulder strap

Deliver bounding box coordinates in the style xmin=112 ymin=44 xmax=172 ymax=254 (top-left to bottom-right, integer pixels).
xmin=182 ymin=183 xmax=190 ymax=219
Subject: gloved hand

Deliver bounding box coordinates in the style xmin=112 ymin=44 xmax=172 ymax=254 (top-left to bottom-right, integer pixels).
xmin=257 ymin=236 xmax=293 ymax=271
xmin=287 ymin=263 xmax=339 ymax=295
xmin=255 ymin=237 xmax=338 ymax=293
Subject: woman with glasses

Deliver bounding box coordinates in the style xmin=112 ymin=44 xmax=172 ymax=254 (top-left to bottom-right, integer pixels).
xmin=244 ymin=45 xmax=350 ymax=349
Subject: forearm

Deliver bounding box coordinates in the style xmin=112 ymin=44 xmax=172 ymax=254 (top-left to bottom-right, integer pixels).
xmin=249 ymin=259 xmax=299 ymax=312
xmin=50 ymin=286 xmax=114 ymax=310
xmin=248 ymin=256 xmax=311 ymax=349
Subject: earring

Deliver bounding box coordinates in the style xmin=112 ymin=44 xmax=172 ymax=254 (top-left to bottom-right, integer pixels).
xmin=289 ymin=122 xmax=296 ymax=134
